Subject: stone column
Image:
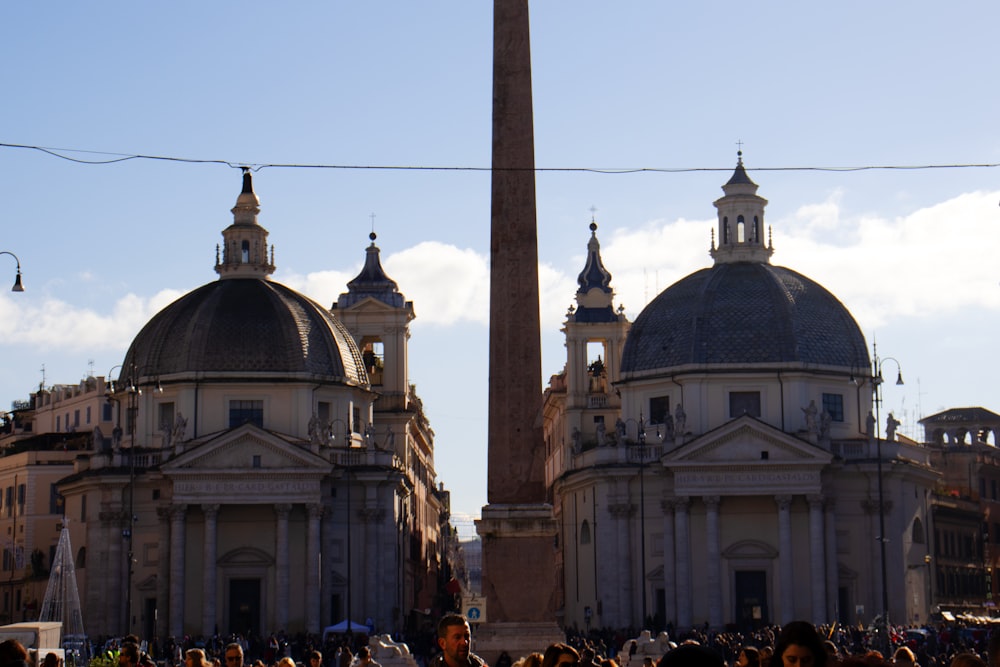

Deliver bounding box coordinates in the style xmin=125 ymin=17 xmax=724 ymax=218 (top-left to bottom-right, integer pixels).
xmin=168 ymin=505 xmax=187 ymax=637
xmin=105 ymin=511 xmax=124 ymax=632
xmin=660 ymin=499 xmax=676 ymax=626
xmin=275 ymin=504 xmax=292 ymax=633
xmin=608 ymin=502 xmax=632 ymax=625
xmin=825 ymin=498 xmax=839 ymax=621
xmin=156 ymin=507 xmax=171 ymax=642
xmin=675 ymin=497 xmax=692 ymax=629
xmin=202 ymin=504 xmax=220 ymax=636
xmin=321 ymin=501 xmax=334 ymax=626
xmin=776 ymin=495 xmax=794 ymax=624
xmin=807 ymin=495 xmax=827 ymax=624
xmin=306 ymin=504 xmax=322 ymax=634
xmin=704 ymin=495 xmax=723 ymax=629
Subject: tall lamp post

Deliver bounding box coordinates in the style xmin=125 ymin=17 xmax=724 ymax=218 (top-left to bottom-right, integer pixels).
xmin=625 ymin=413 xmax=658 ymax=629
xmin=0 ymin=251 xmax=25 ymax=292
xmin=871 ymin=344 xmax=903 ymax=652
xmin=106 ymin=364 xmax=160 ymax=635
xmin=330 ymin=418 xmax=354 ymax=633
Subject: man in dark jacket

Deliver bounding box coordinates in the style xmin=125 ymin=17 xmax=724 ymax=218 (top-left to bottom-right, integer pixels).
xmin=430 ymin=614 xmax=488 ymax=667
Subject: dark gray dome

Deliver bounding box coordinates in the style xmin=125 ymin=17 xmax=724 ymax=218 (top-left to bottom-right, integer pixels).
xmin=121 ymin=278 xmax=368 ymax=385
xmin=621 ymin=262 xmax=869 ymax=374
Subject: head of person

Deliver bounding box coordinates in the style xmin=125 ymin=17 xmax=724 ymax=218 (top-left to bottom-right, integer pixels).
xmin=437 ymin=614 xmax=472 ymax=667
xmin=892 ymin=647 xmax=915 ymax=667
xmin=0 ymin=640 xmax=28 ymax=667
xmin=120 ymin=644 xmax=140 ymax=667
xmin=772 ymin=622 xmax=826 ymax=667
xmin=224 ymin=643 xmax=244 ymax=667
xmin=542 ymin=644 xmax=580 ymax=667
xmin=657 ymin=645 xmax=724 ymax=667
xmin=951 ymin=654 xmax=988 ymax=667
xmin=186 ymin=649 xmax=209 ymax=667
xmin=358 ymin=648 xmax=372 ymax=662
xmin=521 ymin=654 xmax=544 ymax=667
xmin=738 ymin=647 xmax=760 ymax=667
xmin=309 ymin=652 xmax=323 ymax=667
xmin=43 ymin=653 xmax=60 ymax=667
xmin=277 ymin=658 xmax=296 ymax=667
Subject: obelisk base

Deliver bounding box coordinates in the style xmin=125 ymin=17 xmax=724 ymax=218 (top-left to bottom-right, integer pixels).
xmin=475 ymin=504 xmax=563 ymax=664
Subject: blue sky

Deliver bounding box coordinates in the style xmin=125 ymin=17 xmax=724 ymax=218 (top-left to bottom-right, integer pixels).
xmin=2 ymin=2 xmax=999 ymax=534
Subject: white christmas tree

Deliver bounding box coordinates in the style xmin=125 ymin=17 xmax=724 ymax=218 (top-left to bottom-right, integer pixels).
xmin=39 ymin=519 xmax=88 ymax=660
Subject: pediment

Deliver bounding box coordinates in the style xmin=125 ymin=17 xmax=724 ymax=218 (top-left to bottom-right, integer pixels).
xmin=665 ymin=415 xmax=832 ymax=465
xmin=664 ymin=415 xmax=831 ymax=496
xmin=161 ymin=423 xmax=330 ymax=473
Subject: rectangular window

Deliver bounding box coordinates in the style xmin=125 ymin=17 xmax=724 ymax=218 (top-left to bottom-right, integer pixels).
xmin=158 ymin=402 xmax=175 ymax=434
xmin=56 ymin=416 xmax=61 ymax=432
xmin=822 ymin=393 xmax=844 ymax=422
xmin=49 ymin=484 xmax=63 ymax=515
xmin=86 ymin=406 xmax=92 ymax=425
xmin=729 ymin=391 xmax=762 ymax=418
xmin=352 ymin=406 xmax=361 ymax=434
xmin=228 ymin=400 xmax=263 ymax=428
xmin=648 ymin=396 xmax=671 ymax=425
xmin=17 ymin=484 xmax=25 ymax=507
xmin=4 ymin=488 xmax=11 ymax=518
xmin=80 ymin=495 xmax=87 ymax=523
xmin=252 ymin=455 xmax=262 ymax=469
xmin=73 ymin=410 xmax=80 ymax=427
xmin=102 ymin=403 xmax=113 ymax=422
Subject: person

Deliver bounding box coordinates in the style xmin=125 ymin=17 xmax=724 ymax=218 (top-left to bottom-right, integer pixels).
xmin=892 ymin=647 xmax=915 ymax=667
xmin=0 ymin=640 xmax=29 ymax=667
xmin=186 ymin=650 xmax=211 ymax=667
xmin=802 ymin=400 xmax=818 ymax=435
xmin=988 ymin=629 xmax=1000 ymax=667
xmin=430 ymin=614 xmax=488 ymax=667
xmin=772 ymin=621 xmax=827 ymax=667
xmin=658 ymin=645 xmax=724 ymax=667
xmin=42 ymin=653 xmax=60 ymax=667
xmin=277 ymin=658 xmax=296 ymax=667
xmin=519 ymin=655 xmax=544 ymax=667
xmin=952 ymin=655 xmax=987 ymax=667
xmin=357 ymin=647 xmax=382 ymax=667
xmin=541 ymin=644 xmax=579 ymax=667
xmin=495 ymin=652 xmax=512 ymax=667
xmin=737 ymin=647 xmax=760 ymax=667
xmin=308 ymin=651 xmax=324 ymax=667
xmin=120 ymin=644 xmax=140 ymax=667
xmin=224 ymin=643 xmax=245 ymax=667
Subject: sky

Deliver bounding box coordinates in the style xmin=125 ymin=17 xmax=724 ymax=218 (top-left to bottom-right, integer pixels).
xmin=1 ymin=2 xmax=999 ymax=537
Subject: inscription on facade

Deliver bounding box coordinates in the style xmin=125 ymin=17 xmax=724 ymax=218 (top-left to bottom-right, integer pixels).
xmin=674 ymin=469 xmax=820 ymax=493
xmin=174 ymin=479 xmax=317 ymax=496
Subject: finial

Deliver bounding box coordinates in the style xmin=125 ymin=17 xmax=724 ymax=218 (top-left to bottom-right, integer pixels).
xmin=240 ymin=167 xmax=253 ymax=194
xmin=736 ymin=140 xmax=744 ymax=163
xmin=369 ymin=231 xmax=377 ymax=243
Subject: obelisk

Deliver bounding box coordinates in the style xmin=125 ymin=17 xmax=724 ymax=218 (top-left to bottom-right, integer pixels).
xmin=475 ymin=0 xmax=562 ymax=659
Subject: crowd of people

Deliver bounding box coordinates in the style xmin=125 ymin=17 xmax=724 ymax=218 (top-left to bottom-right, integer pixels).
xmin=4 ymin=616 xmax=1000 ymax=667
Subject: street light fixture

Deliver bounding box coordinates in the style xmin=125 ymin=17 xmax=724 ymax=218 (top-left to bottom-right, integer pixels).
xmin=624 ymin=413 xmax=659 ymax=629
xmin=870 ymin=343 xmax=903 ymax=653
xmin=329 ymin=418 xmax=355 ymax=633
xmin=0 ymin=251 xmax=24 ymax=292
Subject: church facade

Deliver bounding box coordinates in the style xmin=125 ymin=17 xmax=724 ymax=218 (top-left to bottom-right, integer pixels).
xmin=543 ymin=156 xmax=939 ymax=632
xmin=7 ymin=172 xmax=449 ymax=640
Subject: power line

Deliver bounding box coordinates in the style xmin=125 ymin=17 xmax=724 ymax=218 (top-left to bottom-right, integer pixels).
xmin=2 ymin=141 xmax=999 ymax=175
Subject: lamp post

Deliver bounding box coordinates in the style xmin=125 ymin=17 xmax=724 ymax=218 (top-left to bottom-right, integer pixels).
xmin=0 ymin=252 xmax=24 ymax=292
xmin=625 ymin=413 xmax=658 ymax=629
xmin=871 ymin=344 xmax=903 ymax=652
xmin=106 ymin=363 xmax=161 ymax=635
xmin=330 ymin=418 xmax=354 ymax=633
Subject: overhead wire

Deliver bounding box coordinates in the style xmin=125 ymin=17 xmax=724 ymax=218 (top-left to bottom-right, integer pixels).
xmin=2 ymin=141 xmax=999 ymax=175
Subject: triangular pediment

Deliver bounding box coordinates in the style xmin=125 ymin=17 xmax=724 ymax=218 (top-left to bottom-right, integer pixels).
xmin=664 ymin=415 xmax=831 ymax=496
xmin=161 ymin=423 xmax=330 ymax=473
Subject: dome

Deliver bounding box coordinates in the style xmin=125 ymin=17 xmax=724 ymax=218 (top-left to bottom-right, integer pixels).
xmin=121 ymin=279 xmax=368 ymax=385
xmin=620 ymin=262 xmax=869 ymax=374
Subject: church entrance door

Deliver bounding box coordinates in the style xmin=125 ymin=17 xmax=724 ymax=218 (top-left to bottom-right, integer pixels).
xmin=734 ymin=570 xmax=768 ymax=630
xmin=229 ymin=578 xmax=261 ymax=635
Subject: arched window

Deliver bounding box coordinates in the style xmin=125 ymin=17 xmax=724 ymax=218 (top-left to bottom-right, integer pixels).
xmin=580 ymin=520 xmax=591 ymax=545
xmin=241 ymin=240 xmax=250 ymax=263
xmin=76 ymin=546 xmax=86 ymax=569
xmin=912 ymin=517 xmax=925 ymax=544
xmin=737 ymin=215 xmax=746 ymax=243
xmin=753 ymin=216 xmax=760 ymax=243
xmin=722 ymin=217 xmax=729 ymax=244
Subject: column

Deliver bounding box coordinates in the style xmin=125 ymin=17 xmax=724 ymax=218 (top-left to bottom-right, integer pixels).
xmin=306 ymin=504 xmax=322 ymax=634
xmin=321 ymin=502 xmax=334 ymax=626
xmin=168 ymin=505 xmax=187 ymax=638
xmin=825 ymin=498 xmax=839 ymax=622
xmin=806 ymin=495 xmax=827 ymax=624
xmin=675 ymin=497 xmax=692 ymax=629
xmin=704 ymin=495 xmax=723 ymax=629
xmin=275 ymin=504 xmax=292 ymax=633
xmin=156 ymin=507 xmax=171 ymax=642
xmin=106 ymin=511 xmax=124 ymax=632
xmin=202 ymin=504 xmax=220 ymax=636
xmin=776 ymin=495 xmax=794 ymax=624
xmin=660 ymin=499 xmax=676 ymax=626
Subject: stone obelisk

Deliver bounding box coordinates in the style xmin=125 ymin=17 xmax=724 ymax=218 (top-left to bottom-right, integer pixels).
xmin=475 ymin=0 xmax=562 ymax=659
